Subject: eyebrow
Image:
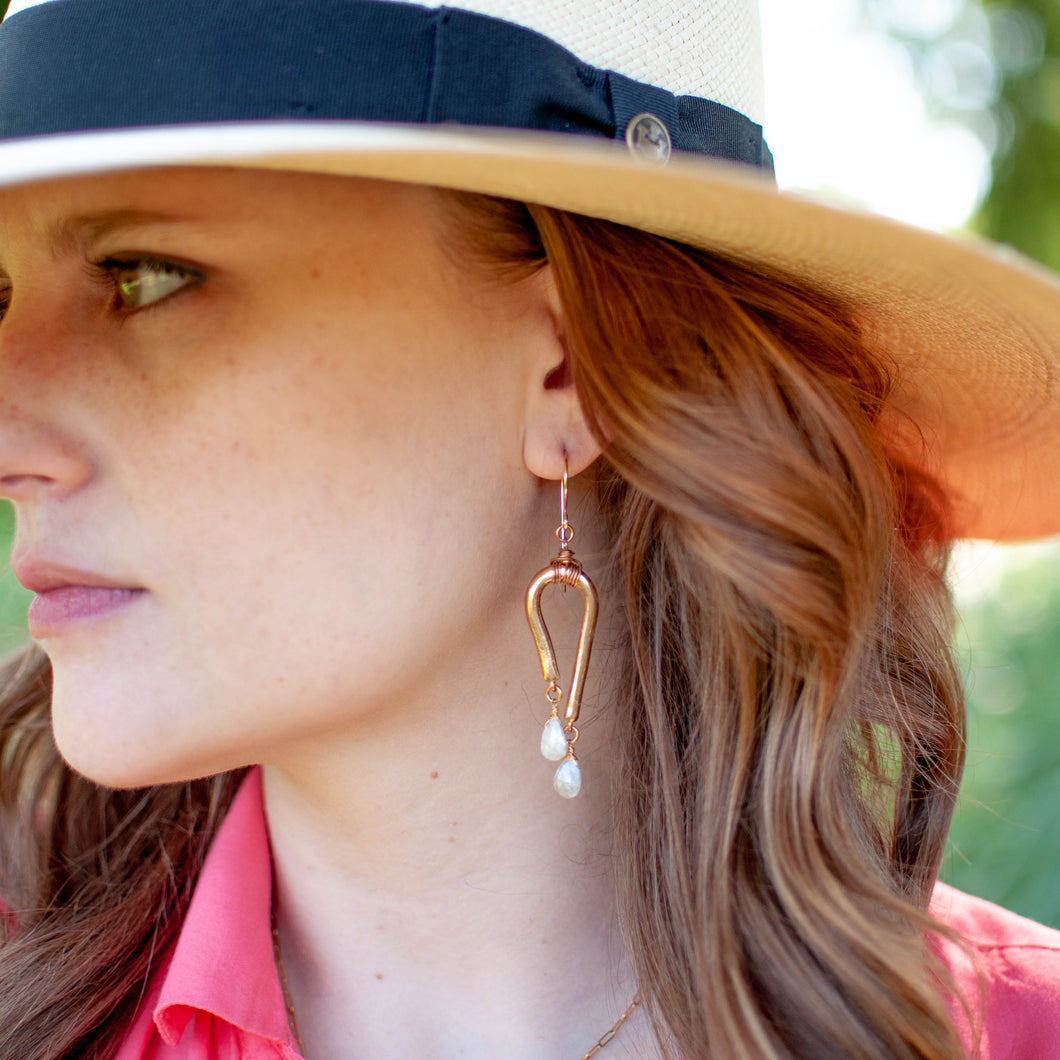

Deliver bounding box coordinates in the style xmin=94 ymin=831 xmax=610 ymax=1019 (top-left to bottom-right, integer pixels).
xmin=48 ymin=208 xmax=193 ymax=255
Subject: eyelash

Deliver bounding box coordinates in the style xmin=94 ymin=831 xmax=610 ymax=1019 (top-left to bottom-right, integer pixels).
xmin=94 ymin=255 xmax=205 ymax=314
xmin=0 ymin=255 xmax=203 ymax=326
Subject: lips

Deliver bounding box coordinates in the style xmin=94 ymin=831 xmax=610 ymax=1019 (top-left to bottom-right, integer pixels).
xmin=11 ymin=559 xmax=146 ymax=637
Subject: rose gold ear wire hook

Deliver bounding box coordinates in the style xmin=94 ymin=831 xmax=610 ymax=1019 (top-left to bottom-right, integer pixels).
xmin=525 ymin=453 xmax=599 ymax=797
xmin=557 ymin=460 xmax=573 ymax=569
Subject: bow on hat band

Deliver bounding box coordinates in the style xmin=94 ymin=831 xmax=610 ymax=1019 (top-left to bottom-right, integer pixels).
xmin=0 ymin=0 xmax=774 ymax=175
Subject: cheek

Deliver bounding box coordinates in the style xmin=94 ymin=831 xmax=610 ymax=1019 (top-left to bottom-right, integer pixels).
xmin=113 ymin=324 xmax=526 ymax=689
xmin=48 ymin=275 xmax=543 ymax=785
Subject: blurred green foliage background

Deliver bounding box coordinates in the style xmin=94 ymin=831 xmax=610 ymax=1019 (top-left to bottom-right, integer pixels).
xmin=1 ymin=0 xmax=1058 ymax=926
xmin=0 ymin=502 xmax=29 ymax=653
xmin=945 ymin=547 xmax=1060 ymax=926
xmin=865 ymin=0 xmax=1060 ymax=261
xmin=861 ymin=0 xmax=1060 ymax=924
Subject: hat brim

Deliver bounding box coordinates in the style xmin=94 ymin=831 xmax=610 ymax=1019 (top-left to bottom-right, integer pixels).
xmin=3 ymin=120 xmax=1058 ymax=541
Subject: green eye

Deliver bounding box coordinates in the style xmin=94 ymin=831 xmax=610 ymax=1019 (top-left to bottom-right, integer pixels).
xmin=106 ymin=257 xmax=202 ymax=311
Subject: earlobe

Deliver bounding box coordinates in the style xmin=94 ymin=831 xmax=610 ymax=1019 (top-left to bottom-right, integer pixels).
xmin=526 ymin=400 xmax=601 ymax=479
xmin=521 ymin=270 xmax=603 ymax=481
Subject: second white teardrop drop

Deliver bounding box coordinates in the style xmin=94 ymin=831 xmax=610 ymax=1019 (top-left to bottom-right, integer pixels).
xmin=553 ymin=758 xmax=582 ymax=798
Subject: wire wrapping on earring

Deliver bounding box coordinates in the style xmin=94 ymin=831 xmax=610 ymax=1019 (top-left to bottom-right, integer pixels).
xmin=525 ymin=455 xmax=598 ymax=798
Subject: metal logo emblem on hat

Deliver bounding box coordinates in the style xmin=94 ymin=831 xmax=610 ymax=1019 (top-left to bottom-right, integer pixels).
xmin=0 ymin=0 xmax=1059 ymax=540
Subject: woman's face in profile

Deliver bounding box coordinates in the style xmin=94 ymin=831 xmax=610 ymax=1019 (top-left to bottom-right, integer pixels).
xmin=0 ymin=168 xmax=556 ymax=787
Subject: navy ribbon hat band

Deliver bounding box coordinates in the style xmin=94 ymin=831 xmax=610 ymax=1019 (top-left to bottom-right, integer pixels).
xmin=0 ymin=0 xmax=773 ymax=176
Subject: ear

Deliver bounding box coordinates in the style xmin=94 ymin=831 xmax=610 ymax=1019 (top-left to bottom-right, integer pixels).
xmin=521 ymin=267 xmax=603 ymax=481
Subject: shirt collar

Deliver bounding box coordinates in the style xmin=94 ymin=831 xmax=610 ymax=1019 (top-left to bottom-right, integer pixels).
xmin=152 ymin=767 xmax=300 ymax=1056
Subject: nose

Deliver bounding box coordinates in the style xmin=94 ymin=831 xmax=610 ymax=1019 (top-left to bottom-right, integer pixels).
xmin=0 ymin=414 xmax=91 ymax=502
xmin=0 ymin=298 xmax=95 ymax=502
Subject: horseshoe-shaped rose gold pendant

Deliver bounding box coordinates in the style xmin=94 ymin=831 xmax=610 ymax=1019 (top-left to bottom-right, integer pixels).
xmin=525 ymin=461 xmax=598 ymax=798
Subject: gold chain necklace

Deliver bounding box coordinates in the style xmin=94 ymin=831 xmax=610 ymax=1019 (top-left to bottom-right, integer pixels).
xmin=578 ymin=994 xmax=641 ymax=1060
xmin=271 ymin=919 xmax=639 ymax=1059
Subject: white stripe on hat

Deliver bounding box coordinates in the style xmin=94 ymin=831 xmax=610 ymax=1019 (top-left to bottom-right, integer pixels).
xmin=4 ymin=0 xmax=59 ymax=16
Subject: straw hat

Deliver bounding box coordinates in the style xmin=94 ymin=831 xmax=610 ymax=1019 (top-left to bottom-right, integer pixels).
xmin=2 ymin=0 xmax=1058 ymax=540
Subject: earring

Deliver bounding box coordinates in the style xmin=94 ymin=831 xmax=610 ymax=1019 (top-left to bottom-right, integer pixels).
xmin=525 ymin=455 xmax=599 ymax=798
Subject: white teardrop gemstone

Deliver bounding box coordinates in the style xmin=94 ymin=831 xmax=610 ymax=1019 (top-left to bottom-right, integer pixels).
xmin=553 ymin=758 xmax=582 ymax=799
xmin=540 ymin=717 xmax=568 ymax=761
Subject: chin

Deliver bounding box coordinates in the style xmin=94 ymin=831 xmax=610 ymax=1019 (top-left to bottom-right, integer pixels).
xmin=49 ymin=669 xmax=227 ymax=790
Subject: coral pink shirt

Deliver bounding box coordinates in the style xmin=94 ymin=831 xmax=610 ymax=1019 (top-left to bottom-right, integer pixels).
xmin=114 ymin=769 xmax=1060 ymax=1059
xmin=114 ymin=769 xmax=301 ymax=1060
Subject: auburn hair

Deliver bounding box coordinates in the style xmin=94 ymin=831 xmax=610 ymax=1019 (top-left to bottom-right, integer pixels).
xmin=0 ymin=191 xmax=966 ymax=1059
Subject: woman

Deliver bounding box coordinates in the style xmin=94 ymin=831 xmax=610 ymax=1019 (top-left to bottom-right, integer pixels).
xmin=1 ymin=1 xmax=1059 ymax=1058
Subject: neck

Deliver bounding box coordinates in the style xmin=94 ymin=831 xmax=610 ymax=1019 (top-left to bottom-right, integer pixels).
xmin=261 ymin=591 xmax=647 ymax=1059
